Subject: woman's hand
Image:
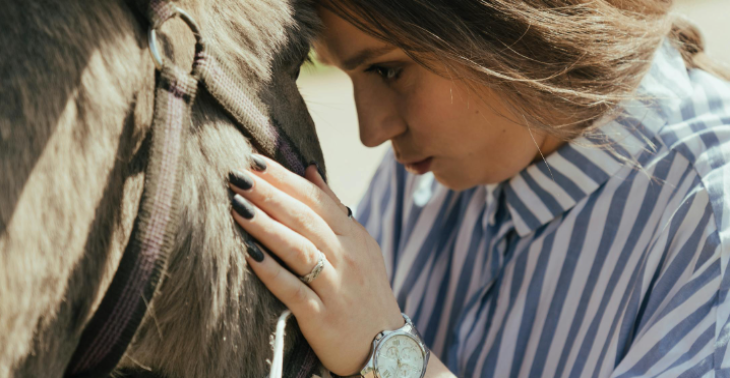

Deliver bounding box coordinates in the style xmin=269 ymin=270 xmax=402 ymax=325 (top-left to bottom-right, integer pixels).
xmin=228 ymin=155 xmax=404 ymax=376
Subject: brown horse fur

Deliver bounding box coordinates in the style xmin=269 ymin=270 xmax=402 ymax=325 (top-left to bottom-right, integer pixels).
xmin=0 ymin=0 xmax=325 ymax=377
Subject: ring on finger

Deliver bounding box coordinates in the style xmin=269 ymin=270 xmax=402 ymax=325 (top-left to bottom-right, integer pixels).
xmin=299 ymin=250 xmax=326 ymax=284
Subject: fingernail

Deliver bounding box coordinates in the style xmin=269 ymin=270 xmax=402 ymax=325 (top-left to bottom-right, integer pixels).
xmin=232 ymin=194 xmax=255 ymax=219
xmin=308 ymin=160 xmax=326 ymax=182
xmin=251 ymin=155 xmax=267 ymax=172
xmin=245 ymin=238 xmax=265 ymax=262
xmin=229 ymin=170 xmax=254 ymax=191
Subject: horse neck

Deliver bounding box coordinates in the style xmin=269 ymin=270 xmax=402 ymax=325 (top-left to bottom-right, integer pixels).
xmin=3 ymin=3 xmax=157 ymax=374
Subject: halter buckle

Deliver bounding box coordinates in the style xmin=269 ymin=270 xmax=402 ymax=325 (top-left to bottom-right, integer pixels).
xmin=148 ymin=7 xmax=202 ymax=70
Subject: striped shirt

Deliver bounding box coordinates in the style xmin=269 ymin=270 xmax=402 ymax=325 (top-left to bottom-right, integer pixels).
xmin=356 ymin=41 xmax=730 ymax=378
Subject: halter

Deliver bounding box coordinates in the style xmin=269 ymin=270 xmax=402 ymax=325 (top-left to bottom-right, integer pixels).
xmin=63 ymin=0 xmax=320 ymax=376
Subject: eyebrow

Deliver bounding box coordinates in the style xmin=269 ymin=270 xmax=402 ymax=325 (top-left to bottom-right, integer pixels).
xmin=342 ymin=46 xmax=396 ymax=71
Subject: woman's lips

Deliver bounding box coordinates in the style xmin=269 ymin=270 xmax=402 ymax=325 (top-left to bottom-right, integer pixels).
xmin=403 ymin=157 xmax=433 ymax=175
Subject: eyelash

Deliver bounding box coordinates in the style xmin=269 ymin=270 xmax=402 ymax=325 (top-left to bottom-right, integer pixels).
xmin=365 ymin=64 xmax=402 ymax=81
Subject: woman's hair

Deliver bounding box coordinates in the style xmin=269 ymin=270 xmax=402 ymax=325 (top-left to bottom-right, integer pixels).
xmin=318 ymin=0 xmax=730 ymax=139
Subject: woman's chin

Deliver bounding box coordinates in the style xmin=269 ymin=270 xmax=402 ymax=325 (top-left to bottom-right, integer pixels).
xmin=433 ymin=168 xmax=504 ymax=191
xmin=432 ymin=171 xmax=476 ymax=191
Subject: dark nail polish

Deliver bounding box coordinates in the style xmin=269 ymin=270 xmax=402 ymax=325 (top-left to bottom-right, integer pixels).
xmin=229 ymin=170 xmax=253 ymax=190
xmin=251 ymin=155 xmax=267 ymax=172
xmin=232 ymin=194 xmax=255 ymax=219
xmin=245 ymin=239 xmax=265 ymax=262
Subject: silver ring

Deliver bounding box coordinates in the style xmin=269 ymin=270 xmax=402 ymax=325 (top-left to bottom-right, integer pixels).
xmin=300 ymin=251 xmax=325 ymax=284
xmin=346 ymin=206 xmax=353 ymax=219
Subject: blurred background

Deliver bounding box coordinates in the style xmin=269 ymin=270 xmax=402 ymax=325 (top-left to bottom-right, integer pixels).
xmin=297 ymin=0 xmax=730 ymax=207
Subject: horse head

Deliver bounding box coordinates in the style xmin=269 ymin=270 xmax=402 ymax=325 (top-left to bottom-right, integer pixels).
xmin=0 ymin=0 xmax=324 ymax=377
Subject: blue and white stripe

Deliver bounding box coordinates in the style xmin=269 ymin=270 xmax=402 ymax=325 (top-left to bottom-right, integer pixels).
xmin=356 ymin=41 xmax=730 ymax=377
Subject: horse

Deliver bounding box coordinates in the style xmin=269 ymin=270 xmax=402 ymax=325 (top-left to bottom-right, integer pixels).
xmin=0 ymin=0 xmax=326 ymax=376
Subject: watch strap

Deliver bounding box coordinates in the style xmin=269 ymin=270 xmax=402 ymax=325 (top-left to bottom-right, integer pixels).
xmin=330 ymin=314 xmax=427 ymax=378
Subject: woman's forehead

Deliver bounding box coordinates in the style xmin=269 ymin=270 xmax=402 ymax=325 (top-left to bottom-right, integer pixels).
xmin=313 ymin=7 xmax=397 ymax=71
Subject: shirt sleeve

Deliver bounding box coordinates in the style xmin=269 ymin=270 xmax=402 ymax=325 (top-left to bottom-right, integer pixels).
xmin=609 ymin=182 xmax=726 ymax=378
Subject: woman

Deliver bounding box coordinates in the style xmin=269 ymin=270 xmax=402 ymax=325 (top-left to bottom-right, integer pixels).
xmin=227 ymin=0 xmax=730 ymax=377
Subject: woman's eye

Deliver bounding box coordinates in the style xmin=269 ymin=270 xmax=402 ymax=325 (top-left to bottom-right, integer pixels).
xmin=366 ymin=65 xmax=402 ymax=81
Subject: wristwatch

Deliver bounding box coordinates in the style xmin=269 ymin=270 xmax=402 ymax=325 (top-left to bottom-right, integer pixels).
xmin=359 ymin=314 xmax=430 ymax=378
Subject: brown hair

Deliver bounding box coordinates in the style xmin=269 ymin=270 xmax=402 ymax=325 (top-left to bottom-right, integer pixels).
xmin=319 ymin=0 xmax=730 ymax=139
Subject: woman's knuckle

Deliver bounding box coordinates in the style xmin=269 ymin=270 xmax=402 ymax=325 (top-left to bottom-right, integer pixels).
xmin=339 ymin=245 xmax=359 ymax=266
xmin=303 ymin=298 xmax=320 ymax=314
xmin=260 ymin=192 xmax=276 ymax=207
xmin=268 ymin=265 xmax=284 ymax=282
xmin=292 ymin=284 xmax=309 ymax=304
xmin=303 ymin=183 xmax=322 ymax=204
xmin=298 ymin=240 xmax=318 ymax=266
xmin=293 ymin=210 xmax=311 ymax=229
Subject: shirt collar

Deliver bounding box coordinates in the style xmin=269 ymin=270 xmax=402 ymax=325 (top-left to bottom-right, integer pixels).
xmin=501 ymin=40 xmax=690 ymax=237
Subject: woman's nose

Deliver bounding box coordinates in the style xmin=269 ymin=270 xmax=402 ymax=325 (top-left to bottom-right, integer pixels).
xmin=353 ymin=86 xmax=406 ymax=148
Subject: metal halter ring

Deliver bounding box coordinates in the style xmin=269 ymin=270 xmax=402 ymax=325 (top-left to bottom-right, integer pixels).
xmin=148 ymin=7 xmax=203 ymax=70
xmin=300 ymin=251 xmax=325 ymax=284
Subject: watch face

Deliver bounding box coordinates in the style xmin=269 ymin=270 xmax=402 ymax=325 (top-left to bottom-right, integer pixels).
xmin=375 ymin=334 xmax=425 ymax=378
